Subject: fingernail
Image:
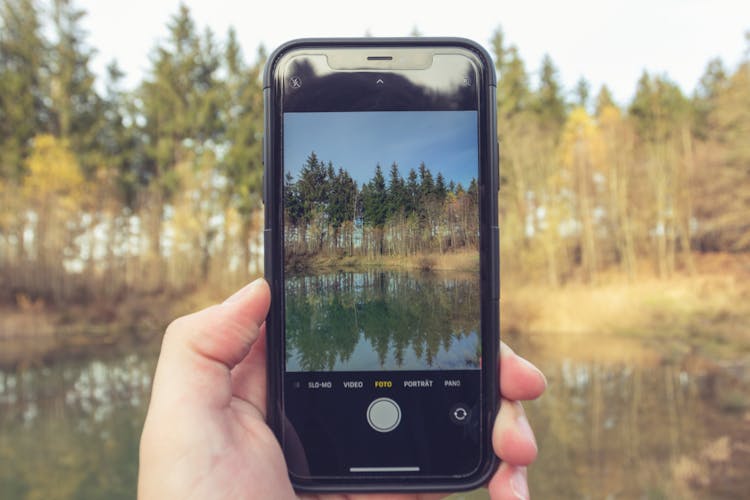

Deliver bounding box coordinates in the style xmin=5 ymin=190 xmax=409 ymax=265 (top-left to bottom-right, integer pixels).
xmin=510 ymin=466 xmax=529 ymax=500
xmin=223 ymin=278 xmax=263 ymax=305
xmin=518 ymin=356 xmax=548 ymax=388
xmin=500 ymin=342 xmax=515 ymax=357
xmin=515 ymin=402 xmax=537 ymax=452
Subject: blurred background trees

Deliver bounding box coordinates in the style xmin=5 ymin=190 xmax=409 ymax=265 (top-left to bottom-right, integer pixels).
xmin=1 ymin=1 xmax=749 ymax=308
xmin=492 ymin=27 xmax=750 ymax=287
xmin=1 ymin=0 xmax=265 ymax=305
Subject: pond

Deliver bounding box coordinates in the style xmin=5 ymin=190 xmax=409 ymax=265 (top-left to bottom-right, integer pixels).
xmin=285 ymin=271 xmax=480 ymax=371
xmin=1 ymin=334 xmax=748 ymax=498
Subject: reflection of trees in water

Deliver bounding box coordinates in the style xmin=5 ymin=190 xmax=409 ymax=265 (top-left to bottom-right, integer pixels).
xmin=285 ymin=271 xmax=479 ymax=371
xmin=2 ymin=349 xmax=746 ymax=498
xmin=527 ymin=361 xmax=750 ymax=499
xmin=0 ymin=353 xmax=156 ymax=499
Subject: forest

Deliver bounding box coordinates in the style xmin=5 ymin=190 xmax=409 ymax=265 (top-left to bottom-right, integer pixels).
xmin=1 ymin=0 xmax=749 ymax=308
xmin=284 ymin=152 xmax=478 ymax=262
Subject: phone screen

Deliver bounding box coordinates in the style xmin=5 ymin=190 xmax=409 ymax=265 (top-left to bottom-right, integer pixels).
xmin=275 ymin=49 xmax=490 ymax=481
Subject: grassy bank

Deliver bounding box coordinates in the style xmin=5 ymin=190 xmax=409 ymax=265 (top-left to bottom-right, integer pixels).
xmin=286 ymin=250 xmax=480 ymax=273
xmin=502 ymin=254 xmax=750 ymax=363
xmin=3 ymin=252 xmax=749 ymax=368
xmin=0 ymin=287 xmax=231 ymax=369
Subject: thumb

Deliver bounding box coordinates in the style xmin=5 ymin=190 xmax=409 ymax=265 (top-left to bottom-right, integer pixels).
xmin=148 ymin=278 xmax=271 ymax=411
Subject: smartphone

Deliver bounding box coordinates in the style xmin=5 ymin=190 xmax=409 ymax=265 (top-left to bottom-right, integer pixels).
xmin=263 ymin=38 xmax=499 ymax=493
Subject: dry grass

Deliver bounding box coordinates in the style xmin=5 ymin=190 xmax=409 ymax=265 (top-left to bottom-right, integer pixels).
xmin=296 ymin=250 xmax=479 ymax=273
xmin=501 ymin=261 xmax=750 ymax=362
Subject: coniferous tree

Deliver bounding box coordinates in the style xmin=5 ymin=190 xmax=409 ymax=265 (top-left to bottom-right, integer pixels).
xmin=0 ymin=0 xmax=49 ymax=182
xmin=435 ymin=172 xmax=447 ymax=202
xmin=693 ymin=58 xmax=728 ymax=139
xmin=574 ymin=76 xmax=590 ymax=110
xmin=418 ymin=162 xmax=434 ymax=203
xmin=49 ymin=0 xmax=102 ymax=174
xmin=534 ymin=54 xmax=567 ymax=131
xmin=326 ymin=167 xmax=356 ymax=249
xmin=491 ymin=28 xmax=531 ymax=122
xmin=387 ymin=162 xmax=406 ymax=218
xmin=405 ymin=167 xmax=420 ymax=216
xmin=595 ymin=84 xmax=616 ymax=117
xmin=222 ymin=37 xmax=265 ymax=273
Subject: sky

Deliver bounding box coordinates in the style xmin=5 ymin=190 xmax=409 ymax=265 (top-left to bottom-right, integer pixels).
xmin=284 ymin=111 xmax=478 ymax=188
xmin=75 ymin=0 xmax=749 ymax=105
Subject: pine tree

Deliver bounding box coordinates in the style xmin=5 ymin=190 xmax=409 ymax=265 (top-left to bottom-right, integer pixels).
xmin=362 ymin=165 xmax=388 ymax=254
xmin=491 ymin=28 xmax=531 ymax=121
xmin=693 ymin=58 xmax=728 ymax=139
xmin=387 ymin=162 xmax=406 ymax=218
xmin=435 ymin=172 xmax=447 ymax=202
xmin=0 ymin=0 xmax=48 ymax=182
xmin=574 ymin=76 xmax=590 ymax=110
xmin=418 ymin=162 xmax=434 ymax=202
xmin=534 ymin=54 xmax=567 ymax=131
xmin=139 ymin=4 xmax=223 ymax=272
xmin=595 ymin=85 xmax=616 ymax=117
xmin=49 ymin=0 xmax=103 ymax=176
xmin=222 ymin=38 xmax=266 ymax=273
xmin=405 ymin=168 xmax=419 ymax=216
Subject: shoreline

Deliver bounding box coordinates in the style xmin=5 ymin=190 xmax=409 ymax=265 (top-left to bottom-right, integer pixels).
xmin=2 ymin=255 xmax=749 ymax=368
xmin=284 ymin=250 xmax=480 ymax=274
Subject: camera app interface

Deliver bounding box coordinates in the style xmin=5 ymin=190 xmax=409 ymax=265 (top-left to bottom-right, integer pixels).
xmin=282 ymin=109 xmax=482 ymax=478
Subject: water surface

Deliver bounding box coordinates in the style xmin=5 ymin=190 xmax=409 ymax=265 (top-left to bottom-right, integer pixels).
xmin=285 ymin=271 xmax=480 ymax=371
xmin=1 ymin=334 xmax=748 ymax=499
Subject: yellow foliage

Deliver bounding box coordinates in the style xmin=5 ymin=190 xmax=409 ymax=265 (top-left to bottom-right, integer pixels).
xmin=558 ymin=107 xmax=605 ymax=171
xmin=598 ymin=104 xmax=622 ymax=129
xmin=23 ymin=134 xmax=85 ymax=211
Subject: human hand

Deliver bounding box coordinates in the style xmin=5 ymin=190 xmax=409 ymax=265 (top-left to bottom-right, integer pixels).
xmin=138 ymin=278 xmax=546 ymax=500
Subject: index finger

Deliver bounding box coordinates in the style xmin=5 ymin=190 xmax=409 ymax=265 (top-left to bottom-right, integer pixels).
xmin=500 ymin=342 xmax=547 ymax=401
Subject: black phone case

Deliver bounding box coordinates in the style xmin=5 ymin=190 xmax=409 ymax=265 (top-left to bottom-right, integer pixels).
xmin=262 ymin=37 xmax=500 ymax=493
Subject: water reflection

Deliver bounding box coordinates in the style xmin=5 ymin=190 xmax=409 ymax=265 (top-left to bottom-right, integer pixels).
xmin=285 ymin=271 xmax=481 ymax=371
xmin=524 ymin=352 xmax=750 ymax=500
xmin=1 ymin=338 xmax=747 ymax=499
xmin=0 ymin=352 xmax=156 ymax=500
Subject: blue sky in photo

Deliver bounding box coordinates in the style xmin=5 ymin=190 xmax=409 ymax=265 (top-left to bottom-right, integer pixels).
xmin=284 ymin=111 xmax=478 ymax=189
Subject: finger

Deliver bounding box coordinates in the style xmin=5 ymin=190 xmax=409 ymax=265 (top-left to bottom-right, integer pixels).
xmin=149 ymin=278 xmax=271 ymax=411
xmin=230 ymin=323 xmax=268 ymax=414
xmin=488 ymin=463 xmax=529 ymax=500
xmin=492 ymin=399 xmax=537 ymax=466
xmin=500 ymin=342 xmax=547 ymax=401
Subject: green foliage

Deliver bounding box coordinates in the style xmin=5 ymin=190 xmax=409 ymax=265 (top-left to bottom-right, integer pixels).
xmin=491 ymin=28 xmax=531 ymax=122
xmin=362 ymin=164 xmax=388 ymax=228
xmin=574 ymin=77 xmax=590 ymax=109
xmin=629 ymin=71 xmax=690 ymax=142
xmin=2 ymin=7 xmax=750 ymax=300
xmin=327 ymin=167 xmax=356 ymax=231
xmin=0 ymin=0 xmax=48 ymax=182
xmin=386 ymin=163 xmax=407 ymax=218
xmin=221 ymin=40 xmax=265 ymax=220
xmin=595 ymin=84 xmax=616 ymax=117
xmin=49 ymin=0 xmax=102 ymax=174
xmin=693 ymin=58 xmax=728 ymax=139
xmin=285 ymin=272 xmax=479 ymax=370
xmin=140 ymin=4 xmax=223 ymax=197
xmin=284 ymin=154 xmax=478 ymax=257
xmin=534 ymin=54 xmax=567 ymax=131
